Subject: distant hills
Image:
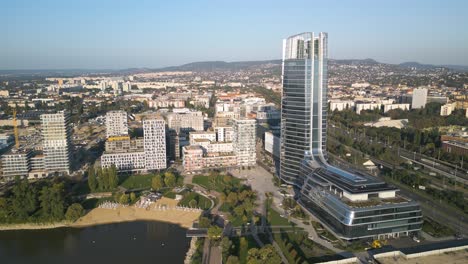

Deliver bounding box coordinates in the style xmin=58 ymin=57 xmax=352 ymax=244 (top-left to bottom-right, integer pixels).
xmin=157 ymin=60 xmax=282 ymax=72
xmin=1 ymin=59 xmax=468 ymax=77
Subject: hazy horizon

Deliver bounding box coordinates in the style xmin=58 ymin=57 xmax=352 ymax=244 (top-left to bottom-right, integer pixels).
xmin=2 ymin=0 xmax=468 ymax=70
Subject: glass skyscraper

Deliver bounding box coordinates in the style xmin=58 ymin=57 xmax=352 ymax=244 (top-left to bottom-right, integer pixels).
xmin=280 ymin=32 xmax=328 ymax=185
xmin=280 ymin=32 xmax=422 ymax=240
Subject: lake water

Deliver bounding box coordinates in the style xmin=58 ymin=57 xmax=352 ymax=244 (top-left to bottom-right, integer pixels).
xmin=0 ymin=221 xmax=190 ymax=264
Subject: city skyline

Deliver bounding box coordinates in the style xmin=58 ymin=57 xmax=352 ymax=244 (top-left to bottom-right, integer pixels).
xmin=2 ymin=0 xmax=468 ymax=70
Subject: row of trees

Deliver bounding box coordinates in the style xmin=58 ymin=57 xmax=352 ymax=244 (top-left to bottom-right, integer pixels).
xmin=151 ymin=171 xmax=177 ymax=190
xmin=219 ymin=178 xmax=257 ymax=224
xmin=0 ymin=178 xmax=84 ymax=223
xmin=220 ymin=236 xmax=281 ymax=264
xmin=87 ymin=166 xmax=118 ymax=192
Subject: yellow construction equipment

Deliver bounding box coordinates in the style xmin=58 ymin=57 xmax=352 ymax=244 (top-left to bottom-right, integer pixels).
xmin=107 ymin=136 xmax=130 ymax=142
xmin=13 ymin=109 xmax=19 ymax=149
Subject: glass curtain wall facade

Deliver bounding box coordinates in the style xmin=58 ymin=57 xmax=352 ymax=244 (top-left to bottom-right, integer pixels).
xmin=280 ymin=32 xmax=328 ymax=185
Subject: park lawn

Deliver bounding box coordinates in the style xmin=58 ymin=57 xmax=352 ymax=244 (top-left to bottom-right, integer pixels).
xmin=268 ymin=206 xmax=291 ymax=226
xmin=178 ymin=192 xmax=212 ymax=210
xmin=119 ymin=174 xmax=155 ymax=189
xmin=192 ymin=175 xmax=242 ymax=192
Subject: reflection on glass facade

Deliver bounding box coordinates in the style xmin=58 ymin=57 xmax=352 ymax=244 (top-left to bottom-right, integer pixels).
xmin=280 ymin=32 xmax=328 ymax=185
xmin=280 ymin=32 xmax=422 ymax=240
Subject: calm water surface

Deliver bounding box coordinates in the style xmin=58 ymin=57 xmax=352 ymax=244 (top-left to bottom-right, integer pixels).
xmin=0 ymin=221 xmax=190 ymax=264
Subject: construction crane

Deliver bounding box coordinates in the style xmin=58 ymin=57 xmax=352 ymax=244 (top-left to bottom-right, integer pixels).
xmin=13 ymin=109 xmax=19 ymax=149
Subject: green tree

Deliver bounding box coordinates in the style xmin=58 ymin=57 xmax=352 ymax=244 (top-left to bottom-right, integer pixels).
xmin=65 ymin=203 xmax=85 ymax=221
xmin=189 ymin=199 xmax=198 ymax=208
xmin=164 ymin=173 xmax=176 ymax=187
xmin=207 ymin=225 xmax=223 ymax=240
xmin=221 ymin=237 xmax=233 ymax=262
xmin=0 ymin=197 xmax=9 ymax=219
xmin=247 ymin=245 xmax=282 ymax=264
xmin=130 ymin=192 xmax=136 ymax=203
xmin=152 ymin=175 xmax=164 ymax=190
xmin=87 ymin=168 xmax=97 ymax=192
xmin=39 ymin=183 xmax=65 ymax=221
xmin=199 ymin=216 xmax=211 ymax=228
xmin=11 ymin=178 xmax=37 ymax=219
xmin=108 ymin=165 xmax=118 ymax=189
xmin=226 ymin=256 xmax=240 ymax=264
xmin=119 ymin=193 xmax=129 ymax=204
xmin=226 ymin=192 xmax=238 ymax=206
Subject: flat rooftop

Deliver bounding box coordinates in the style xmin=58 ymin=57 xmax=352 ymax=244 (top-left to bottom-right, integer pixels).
xmin=314 ymin=166 xmax=397 ymax=194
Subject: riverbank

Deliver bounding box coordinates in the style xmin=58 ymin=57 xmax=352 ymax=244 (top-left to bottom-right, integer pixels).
xmin=0 ymin=198 xmax=201 ymax=231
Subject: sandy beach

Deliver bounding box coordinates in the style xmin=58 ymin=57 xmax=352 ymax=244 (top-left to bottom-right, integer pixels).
xmin=0 ymin=198 xmax=202 ymax=231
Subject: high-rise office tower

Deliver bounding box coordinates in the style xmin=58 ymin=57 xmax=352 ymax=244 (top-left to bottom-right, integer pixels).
xmin=233 ymin=119 xmax=256 ymax=167
xmin=280 ymin=32 xmax=422 ymax=240
xmin=280 ymin=32 xmax=328 ymax=185
xmin=143 ymin=118 xmax=167 ymax=170
xmin=41 ymin=111 xmax=72 ymax=175
xmin=106 ymin=110 xmax=129 ymax=138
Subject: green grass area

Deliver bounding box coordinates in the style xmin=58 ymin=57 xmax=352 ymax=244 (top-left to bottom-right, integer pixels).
xmin=178 ymin=192 xmax=212 ymax=210
xmin=267 ymin=206 xmax=291 ymax=226
xmin=192 ymin=174 xmax=242 ymax=192
xmin=119 ymin=174 xmax=155 ymax=189
xmin=422 ymin=218 xmax=455 ymax=237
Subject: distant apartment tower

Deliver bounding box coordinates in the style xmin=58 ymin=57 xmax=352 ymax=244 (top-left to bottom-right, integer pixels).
xmin=411 ymin=88 xmax=428 ymax=109
xmin=41 ymin=111 xmax=72 ymax=175
xmin=167 ymin=111 xmax=204 ymax=133
xmin=106 ymin=110 xmax=129 ymax=138
xmin=143 ymin=118 xmax=167 ymax=170
xmin=233 ymin=119 xmax=256 ymax=167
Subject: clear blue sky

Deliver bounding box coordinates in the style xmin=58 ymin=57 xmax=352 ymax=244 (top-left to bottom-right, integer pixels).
xmin=2 ymin=0 xmax=467 ymax=69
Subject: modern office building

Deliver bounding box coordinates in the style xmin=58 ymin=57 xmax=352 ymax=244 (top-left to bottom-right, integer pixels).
xmin=233 ymin=119 xmax=256 ymax=167
xmin=106 ymin=110 xmax=129 ymax=138
xmin=41 ymin=111 xmax=72 ymax=175
xmin=411 ymin=88 xmax=428 ymax=109
xmin=280 ymin=32 xmax=329 ymax=185
xmin=143 ymin=118 xmax=167 ymax=170
xmin=281 ymin=32 xmax=422 ymax=240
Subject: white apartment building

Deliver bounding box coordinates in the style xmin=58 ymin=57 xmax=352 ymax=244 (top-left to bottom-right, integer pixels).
xmin=233 ymin=119 xmax=256 ymax=167
xmin=215 ymin=126 xmax=234 ymax=142
xmin=440 ymin=102 xmax=457 ymax=116
xmin=329 ymin=100 xmax=355 ymax=112
xmin=412 ymin=88 xmax=428 ymax=109
xmin=383 ymin=104 xmax=410 ymax=113
xmin=101 ymin=151 xmax=146 ymax=172
xmin=167 ymin=111 xmax=204 ymax=132
xmin=1 ymin=150 xmax=31 ymax=181
xmin=264 ymin=132 xmax=280 ymax=158
xmin=106 ymin=110 xmax=129 ymax=138
xmin=143 ymin=118 xmax=167 ymax=170
xmin=355 ymin=103 xmax=381 ymax=114
xmin=41 ymin=111 xmax=72 ymax=175
xmin=189 ymin=131 xmax=216 ymax=145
